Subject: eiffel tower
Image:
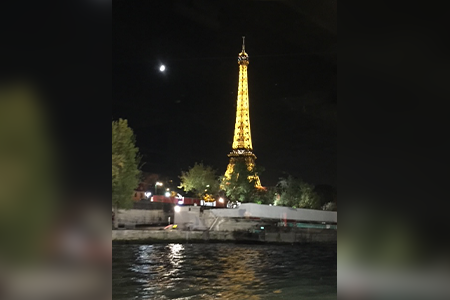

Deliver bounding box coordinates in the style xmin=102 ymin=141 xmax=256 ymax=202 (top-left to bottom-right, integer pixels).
xmin=224 ymin=37 xmax=261 ymax=187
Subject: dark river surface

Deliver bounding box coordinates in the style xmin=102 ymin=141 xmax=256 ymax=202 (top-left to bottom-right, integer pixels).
xmin=113 ymin=243 xmax=336 ymax=300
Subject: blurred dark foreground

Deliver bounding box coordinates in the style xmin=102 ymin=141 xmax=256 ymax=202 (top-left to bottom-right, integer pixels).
xmin=0 ymin=83 xmax=111 ymax=300
xmin=0 ymin=1 xmax=111 ymax=298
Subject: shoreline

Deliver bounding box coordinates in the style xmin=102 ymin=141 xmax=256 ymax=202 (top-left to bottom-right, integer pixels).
xmin=113 ymin=239 xmax=337 ymax=246
xmin=112 ymin=228 xmax=337 ymax=244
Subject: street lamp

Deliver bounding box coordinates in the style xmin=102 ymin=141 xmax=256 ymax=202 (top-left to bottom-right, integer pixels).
xmin=155 ymin=182 xmax=163 ymax=195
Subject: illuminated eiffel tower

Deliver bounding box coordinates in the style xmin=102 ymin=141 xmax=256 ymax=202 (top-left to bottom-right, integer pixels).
xmin=224 ymin=37 xmax=261 ymax=187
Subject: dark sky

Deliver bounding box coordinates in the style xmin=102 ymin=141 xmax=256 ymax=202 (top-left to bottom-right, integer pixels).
xmin=112 ymin=0 xmax=337 ymax=187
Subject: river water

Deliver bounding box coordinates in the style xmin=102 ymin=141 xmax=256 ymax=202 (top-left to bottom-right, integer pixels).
xmin=113 ymin=243 xmax=336 ymax=300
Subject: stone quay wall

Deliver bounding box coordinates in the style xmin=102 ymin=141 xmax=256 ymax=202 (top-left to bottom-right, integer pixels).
xmin=112 ymin=227 xmax=336 ymax=244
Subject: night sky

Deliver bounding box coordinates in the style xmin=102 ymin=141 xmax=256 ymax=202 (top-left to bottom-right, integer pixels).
xmin=112 ymin=0 xmax=337 ymax=187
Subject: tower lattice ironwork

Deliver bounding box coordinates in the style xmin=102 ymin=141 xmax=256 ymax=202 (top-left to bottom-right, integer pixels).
xmin=224 ymin=37 xmax=261 ymax=187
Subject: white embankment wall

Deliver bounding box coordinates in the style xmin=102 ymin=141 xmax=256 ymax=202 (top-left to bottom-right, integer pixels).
xmin=113 ymin=203 xmax=337 ymax=243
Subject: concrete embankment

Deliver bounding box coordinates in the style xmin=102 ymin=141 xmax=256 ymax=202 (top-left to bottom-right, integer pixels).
xmin=112 ymin=228 xmax=337 ymax=244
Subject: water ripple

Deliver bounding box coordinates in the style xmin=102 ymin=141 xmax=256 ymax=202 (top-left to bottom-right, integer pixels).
xmin=113 ymin=243 xmax=336 ymax=300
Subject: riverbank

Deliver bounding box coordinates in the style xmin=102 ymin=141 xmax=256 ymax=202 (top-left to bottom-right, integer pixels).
xmin=112 ymin=228 xmax=337 ymax=244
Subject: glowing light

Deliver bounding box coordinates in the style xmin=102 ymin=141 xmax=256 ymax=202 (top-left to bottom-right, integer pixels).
xmin=145 ymin=191 xmax=152 ymax=198
xmin=159 ymin=65 xmax=165 ymax=72
xmin=219 ymin=197 xmax=224 ymax=203
xmin=224 ymin=38 xmax=261 ymax=187
xmin=165 ymin=191 xmax=170 ymax=197
xmin=155 ymin=182 xmax=163 ymax=195
xmin=178 ymin=200 xmax=183 ymax=205
xmin=174 ymin=206 xmax=181 ymax=213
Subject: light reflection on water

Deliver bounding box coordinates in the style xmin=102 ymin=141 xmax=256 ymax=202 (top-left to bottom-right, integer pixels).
xmin=113 ymin=243 xmax=336 ymax=300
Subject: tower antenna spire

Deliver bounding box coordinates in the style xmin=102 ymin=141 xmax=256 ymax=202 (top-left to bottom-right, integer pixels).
xmin=242 ymin=36 xmax=245 ymax=52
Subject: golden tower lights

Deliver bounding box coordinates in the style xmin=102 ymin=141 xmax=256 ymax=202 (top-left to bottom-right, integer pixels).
xmin=224 ymin=37 xmax=261 ymax=187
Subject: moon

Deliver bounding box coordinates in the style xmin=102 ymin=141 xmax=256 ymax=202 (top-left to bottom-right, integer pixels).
xmin=159 ymin=65 xmax=166 ymax=72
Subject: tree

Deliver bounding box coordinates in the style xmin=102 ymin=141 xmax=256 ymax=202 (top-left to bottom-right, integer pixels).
xmin=323 ymin=201 xmax=337 ymax=211
xmin=298 ymin=181 xmax=321 ymax=209
xmin=112 ymin=119 xmax=141 ymax=227
xmin=179 ymin=162 xmax=220 ymax=200
xmin=251 ymin=186 xmax=276 ymax=205
xmin=276 ymin=175 xmax=301 ymax=207
xmin=222 ymin=161 xmax=262 ymax=204
xmin=139 ymin=172 xmax=160 ymax=191
xmin=314 ymin=184 xmax=337 ymax=209
xmin=275 ymin=175 xmax=321 ymax=209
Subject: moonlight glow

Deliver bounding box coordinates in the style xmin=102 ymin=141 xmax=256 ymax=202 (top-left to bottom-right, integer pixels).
xmin=159 ymin=65 xmax=166 ymax=72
